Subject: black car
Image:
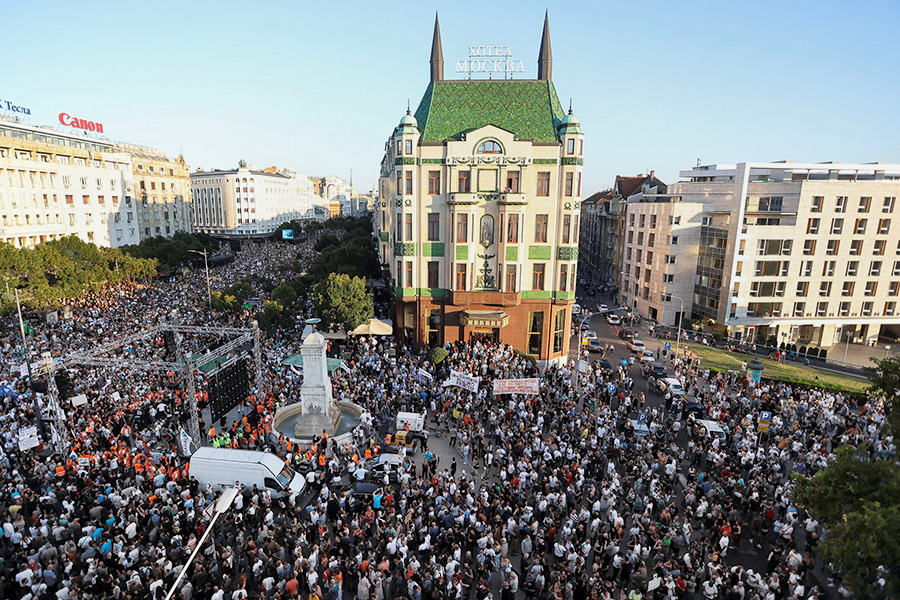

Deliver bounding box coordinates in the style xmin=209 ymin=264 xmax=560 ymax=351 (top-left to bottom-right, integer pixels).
xmin=618 ymin=329 xmax=637 ymax=341
xmin=650 ymin=362 xmax=667 ymax=379
xmin=683 ymin=395 xmax=704 ymax=415
xmin=595 ymin=360 xmax=613 ymax=372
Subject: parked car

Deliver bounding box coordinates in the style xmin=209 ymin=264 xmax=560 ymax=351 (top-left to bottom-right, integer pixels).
xmin=658 ymin=377 xmax=685 ymax=396
xmin=683 ymin=395 xmax=704 ymax=415
xmin=693 ymin=419 xmax=727 ymax=442
xmin=650 ymin=362 xmax=668 ymax=379
xmin=640 ymin=350 xmax=655 ymax=363
xmin=588 ymin=338 xmax=603 ymax=353
xmin=599 ymin=304 xmax=609 ymax=312
xmin=606 ymin=314 xmax=621 ymax=326
xmin=618 ymin=329 xmax=637 ymax=341
xmin=627 ymin=339 xmax=646 ymax=353
xmin=582 ymin=330 xmax=598 ymax=340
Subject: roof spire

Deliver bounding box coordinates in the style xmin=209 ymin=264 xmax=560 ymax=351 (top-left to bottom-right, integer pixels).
xmin=537 ymin=10 xmax=553 ymax=81
xmin=430 ymin=12 xmax=444 ymax=82
xmin=407 ymin=99 xmax=411 ymax=115
xmin=568 ymin=98 xmax=573 ymax=114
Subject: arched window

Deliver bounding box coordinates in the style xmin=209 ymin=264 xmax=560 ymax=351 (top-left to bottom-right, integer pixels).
xmin=476 ymin=140 xmax=503 ymax=154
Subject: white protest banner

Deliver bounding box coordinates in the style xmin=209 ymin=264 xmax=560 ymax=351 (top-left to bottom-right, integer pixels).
xmin=70 ymin=394 xmax=88 ymax=407
xmin=492 ymin=378 xmax=540 ymax=395
xmin=340 ymin=362 xmax=351 ymax=373
xmin=647 ymin=577 xmax=661 ymax=592
xmin=448 ymin=369 xmax=481 ymax=393
xmin=578 ymin=360 xmax=588 ymax=374
xmin=111 ymin=391 xmax=121 ymax=402
xmin=18 ymin=426 xmax=40 ymax=451
xmin=417 ymin=368 xmax=434 ymax=381
xmin=178 ymin=429 xmax=194 ymax=455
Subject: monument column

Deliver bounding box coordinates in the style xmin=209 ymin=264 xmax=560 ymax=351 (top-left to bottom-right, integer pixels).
xmin=294 ymin=331 xmax=341 ymax=438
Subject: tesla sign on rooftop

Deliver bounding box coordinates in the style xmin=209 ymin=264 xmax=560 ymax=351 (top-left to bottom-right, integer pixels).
xmin=456 ymin=46 xmax=525 ymax=75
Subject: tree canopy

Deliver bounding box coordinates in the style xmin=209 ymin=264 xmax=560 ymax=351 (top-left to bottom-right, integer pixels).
xmin=794 ymin=446 xmax=900 ymax=598
xmin=866 ymin=355 xmax=900 ymax=437
xmin=0 ymin=237 xmax=156 ymax=312
xmin=121 ymin=231 xmax=216 ymax=273
xmin=311 ymin=273 xmax=373 ymax=332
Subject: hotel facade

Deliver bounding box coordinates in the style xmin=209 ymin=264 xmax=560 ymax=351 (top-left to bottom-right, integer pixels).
xmin=377 ymin=15 xmax=584 ymax=364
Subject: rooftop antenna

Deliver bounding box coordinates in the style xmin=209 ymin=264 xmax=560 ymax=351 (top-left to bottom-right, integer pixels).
xmin=407 ymin=99 xmax=410 ymax=114
xmin=696 ymin=158 xmax=701 ymax=166
xmin=568 ymin=98 xmax=573 ymax=114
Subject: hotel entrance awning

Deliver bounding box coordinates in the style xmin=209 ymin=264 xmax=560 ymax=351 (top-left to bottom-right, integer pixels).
xmin=460 ymin=309 xmax=509 ymax=328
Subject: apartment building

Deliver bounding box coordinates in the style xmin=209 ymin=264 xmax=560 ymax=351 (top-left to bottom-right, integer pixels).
xmin=0 ymin=116 xmax=139 ymax=248
xmin=613 ymin=161 xmax=900 ymax=348
xmin=376 ymin=14 xmax=584 ymax=363
xmin=115 ymin=143 xmax=193 ymax=240
xmin=190 ymin=166 xmax=320 ymax=238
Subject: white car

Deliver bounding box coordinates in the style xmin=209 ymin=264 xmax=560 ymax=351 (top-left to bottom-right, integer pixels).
xmin=658 ymin=377 xmax=685 ymax=396
xmin=627 ymin=339 xmax=645 ymax=353
xmin=582 ymin=330 xmax=598 ymax=340
xmin=599 ymin=304 xmax=609 ymax=312
xmin=640 ymin=350 xmax=655 ymax=363
xmin=606 ymin=314 xmax=621 ymax=326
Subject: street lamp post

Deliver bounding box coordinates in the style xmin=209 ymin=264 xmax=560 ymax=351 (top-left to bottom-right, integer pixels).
xmin=844 ymin=330 xmax=853 ymax=363
xmin=164 ymin=487 xmax=239 ymax=600
xmin=671 ymin=296 xmax=685 ymax=359
xmin=886 ymin=345 xmax=892 ymax=360
xmin=189 ymin=249 xmax=213 ymax=314
xmin=3 ymin=288 xmax=44 ymax=439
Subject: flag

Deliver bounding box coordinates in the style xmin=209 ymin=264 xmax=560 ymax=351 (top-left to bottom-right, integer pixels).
xmin=340 ymin=362 xmax=351 ymax=373
xmin=417 ymin=368 xmax=433 ymax=381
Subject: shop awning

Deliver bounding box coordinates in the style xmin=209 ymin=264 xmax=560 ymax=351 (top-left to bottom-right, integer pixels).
xmin=460 ymin=309 xmax=509 ymax=328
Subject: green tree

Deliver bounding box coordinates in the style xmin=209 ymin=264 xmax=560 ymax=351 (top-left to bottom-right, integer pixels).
xmin=866 ymin=355 xmax=900 ymax=437
xmin=311 ymin=273 xmax=373 ymax=332
xmin=794 ymin=447 xmax=900 ymax=598
xmin=272 ymin=283 xmax=298 ymax=307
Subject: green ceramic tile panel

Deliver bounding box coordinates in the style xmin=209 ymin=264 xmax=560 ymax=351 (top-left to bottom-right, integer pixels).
xmin=533 ymin=158 xmax=558 ymax=165
xmin=393 ymin=242 xmax=416 ymax=256
xmin=379 ymin=231 xmax=389 ymax=242
xmin=421 ymin=158 xmax=444 ymax=164
xmin=561 ymin=157 xmax=584 ymax=166
xmin=521 ymin=290 xmax=553 ymax=300
xmin=456 ymin=245 xmax=468 ymax=260
xmin=557 ymin=246 xmax=578 ymax=260
xmin=505 ymin=246 xmax=518 ymax=261
xmin=422 ymin=242 xmax=445 ymax=257
xmin=414 ymin=80 xmax=565 ymax=143
xmin=528 ymin=245 xmax=552 ymax=260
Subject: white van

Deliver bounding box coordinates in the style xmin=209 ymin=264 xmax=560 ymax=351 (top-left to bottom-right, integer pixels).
xmin=396 ymin=412 xmax=426 ymax=432
xmin=694 ymin=419 xmax=727 ymax=442
xmin=189 ymin=447 xmax=307 ymax=501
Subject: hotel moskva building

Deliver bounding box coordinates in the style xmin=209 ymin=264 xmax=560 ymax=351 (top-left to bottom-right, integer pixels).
xmin=377 ymin=14 xmax=584 ymax=365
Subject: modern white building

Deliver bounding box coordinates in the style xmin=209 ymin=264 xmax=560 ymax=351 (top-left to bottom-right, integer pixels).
xmin=0 ymin=116 xmax=140 ymax=248
xmin=616 ymin=161 xmax=900 ymax=348
xmin=190 ymin=166 xmax=321 ymax=237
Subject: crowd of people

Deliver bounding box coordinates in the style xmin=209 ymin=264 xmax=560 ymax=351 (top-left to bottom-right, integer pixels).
xmin=0 ymin=234 xmax=894 ymax=600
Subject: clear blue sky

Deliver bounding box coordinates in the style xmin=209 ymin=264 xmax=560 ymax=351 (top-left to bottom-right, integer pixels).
xmin=3 ymin=0 xmax=898 ymax=194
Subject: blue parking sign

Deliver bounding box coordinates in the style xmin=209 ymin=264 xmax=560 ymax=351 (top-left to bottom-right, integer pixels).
xmin=607 ymin=383 xmax=617 ymax=394
xmin=665 ymin=342 xmax=672 ymax=351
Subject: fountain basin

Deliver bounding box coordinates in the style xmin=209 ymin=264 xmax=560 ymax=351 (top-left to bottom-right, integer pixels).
xmin=273 ymin=401 xmax=363 ymax=448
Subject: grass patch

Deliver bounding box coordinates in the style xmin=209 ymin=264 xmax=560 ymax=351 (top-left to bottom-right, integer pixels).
xmin=679 ymin=344 xmax=870 ymax=395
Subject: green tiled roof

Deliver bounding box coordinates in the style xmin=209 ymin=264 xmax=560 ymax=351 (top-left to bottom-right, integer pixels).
xmin=414 ymin=80 xmax=565 ymax=143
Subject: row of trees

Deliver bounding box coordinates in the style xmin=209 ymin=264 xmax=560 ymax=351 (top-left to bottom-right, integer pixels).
xmin=210 ymin=217 xmax=379 ymax=333
xmin=121 ymin=231 xmax=218 ymax=273
xmin=0 ymin=236 xmax=157 ymax=312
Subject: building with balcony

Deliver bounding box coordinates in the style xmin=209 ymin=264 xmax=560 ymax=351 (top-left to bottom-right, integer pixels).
xmin=0 ymin=116 xmax=139 ymax=248
xmin=115 ymin=143 xmax=193 ymax=240
xmin=376 ymin=14 xmax=584 ymax=364
xmin=618 ymin=161 xmax=900 ymax=348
